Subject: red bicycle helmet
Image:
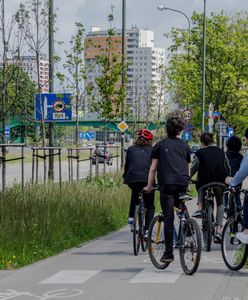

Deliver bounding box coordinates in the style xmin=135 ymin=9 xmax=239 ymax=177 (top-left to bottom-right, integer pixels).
xmin=137 ymin=129 xmax=153 ymax=141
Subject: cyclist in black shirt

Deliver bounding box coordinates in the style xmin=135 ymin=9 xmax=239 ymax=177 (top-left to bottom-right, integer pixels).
xmin=144 ymin=117 xmax=191 ymax=263
xmin=123 ymin=129 xmax=155 ymax=237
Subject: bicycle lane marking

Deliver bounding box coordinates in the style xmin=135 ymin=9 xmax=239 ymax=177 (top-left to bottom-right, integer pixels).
xmin=129 ymin=268 xmax=182 ymax=283
xmin=39 ymin=270 xmax=101 ymax=284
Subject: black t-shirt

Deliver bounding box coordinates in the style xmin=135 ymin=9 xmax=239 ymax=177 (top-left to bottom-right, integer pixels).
xmin=123 ymin=144 xmax=153 ymax=184
xmin=152 ymin=137 xmax=191 ymax=187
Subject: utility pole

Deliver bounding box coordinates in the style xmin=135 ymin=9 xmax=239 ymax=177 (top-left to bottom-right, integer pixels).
xmin=48 ymin=0 xmax=54 ymax=180
xmin=201 ymin=0 xmax=207 ymax=132
xmin=121 ymin=0 xmax=126 ymax=168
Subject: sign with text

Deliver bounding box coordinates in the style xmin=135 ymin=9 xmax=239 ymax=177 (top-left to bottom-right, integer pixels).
xmin=35 ymin=93 xmax=72 ymax=122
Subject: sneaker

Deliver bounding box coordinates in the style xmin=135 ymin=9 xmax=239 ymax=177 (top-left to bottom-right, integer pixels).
xmin=236 ymin=232 xmax=248 ymax=244
xmin=128 ymin=218 xmax=134 ymax=231
xmin=192 ymin=210 xmax=203 ymax=218
xmin=144 ymin=230 xmax=148 ymax=240
xmin=128 ymin=217 xmax=134 ymax=227
xmin=214 ymin=232 xmax=222 ymax=244
xmin=160 ymin=252 xmax=174 ymax=263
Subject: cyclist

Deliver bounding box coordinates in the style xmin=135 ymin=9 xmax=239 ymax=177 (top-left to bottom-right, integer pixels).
xmin=224 ymin=136 xmax=243 ymax=212
xmin=144 ymin=117 xmax=191 ymax=263
xmin=225 ymin=128 xmax=248 ymax=244
xmin=123 ymin=129 xmax=155 ymax=237
xmin=190 ymin=132 xmax=231 ymax=243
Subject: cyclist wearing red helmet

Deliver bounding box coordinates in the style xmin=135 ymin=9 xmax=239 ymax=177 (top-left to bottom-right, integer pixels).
xmin=123 ymin=128 xmax=155 ymax=237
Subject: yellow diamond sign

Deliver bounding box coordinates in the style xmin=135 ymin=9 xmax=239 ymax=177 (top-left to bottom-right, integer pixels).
xmin=117 ymin=121 xmax=128 ymax=132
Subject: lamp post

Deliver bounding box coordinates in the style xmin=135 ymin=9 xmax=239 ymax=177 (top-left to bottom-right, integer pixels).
xmin=157 ymin=5 xmax=191 ymax=110
xmin=48 ymin=0 xmax=55 ymax=180
xmin=121 ymin=0 xmax=126 ymax=168
xmin=157 ymin=5 xmax=191 ymax=43
xmin=201 ymin=0 xmax=207 ymax=132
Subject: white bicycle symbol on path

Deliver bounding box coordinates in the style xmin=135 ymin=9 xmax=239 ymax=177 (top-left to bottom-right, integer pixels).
xmin=0 ymin=289 xmax=84 ymax=299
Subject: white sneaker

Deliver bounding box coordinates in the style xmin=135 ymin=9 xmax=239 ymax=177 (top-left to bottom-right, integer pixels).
xmin=128 ymin=218 xmax=134 ymax=228
xmin=236 ymin=232 xmax=248 ymax=244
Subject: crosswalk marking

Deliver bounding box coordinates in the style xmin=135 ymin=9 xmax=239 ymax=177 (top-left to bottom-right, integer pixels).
xmin=39 ymin=270 xmax=101 ymax=284
xmin=129 ymin=268 xmax=181 ymax=284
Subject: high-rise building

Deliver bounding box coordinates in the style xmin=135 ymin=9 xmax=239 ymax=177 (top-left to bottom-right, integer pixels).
xmin=0 ymin=55 xmax=49 ymax=93
xmin=84 ymin=26 xmax=165 ymax=119
xmin=18 ymin=55 xmax=49 ymax=93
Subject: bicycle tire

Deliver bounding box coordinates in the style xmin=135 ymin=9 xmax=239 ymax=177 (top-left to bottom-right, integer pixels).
xmin=221 ymin=216 xmax=248 ymax=271
xmin=203 ymin=203 xmax=213 ymax=251
xmin=147 ymin=215 xmax=169 ymax=269
xmin=179 ymin=218 xmax=202 ymax=275
xmin=133 ymin=206 xmax=140 ymax=256
xmin=140 ymin=208 xmax=148 ymax=252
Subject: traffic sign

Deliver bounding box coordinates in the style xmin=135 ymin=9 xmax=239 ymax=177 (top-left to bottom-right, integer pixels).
xmin=117 ymin=121 xmax=128 ymax=132
xmin=5 ymin=126 xmax=10 ymax=138
xmin=184 ymin=124 xmax=193 ymax=132
xmin=35 ymin=93 xmax=72 ymax=122
xmin=226 ymin=127 xmax=234 ymax=138
xmin=79 ymin=132 xmax=95 ymax=140
xmin=182 ymin=131 xmax=192 ymax=141
xmin=181 ymin=109 xmax=193 ymax=121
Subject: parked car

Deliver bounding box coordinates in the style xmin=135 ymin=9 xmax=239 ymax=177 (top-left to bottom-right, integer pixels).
xmin=91 ymin=147 xmax=113 ymax=165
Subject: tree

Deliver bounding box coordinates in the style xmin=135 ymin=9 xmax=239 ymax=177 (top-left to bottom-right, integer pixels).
xmin=16 ymin=0 xmax=50 ymax=146
xmin=59 ymin=22 xmax=85 ymax=148
xmin=86 ymin=28 xmax=127 ymax=121
xmin=166 ymin=11 xmax=248 ymax=133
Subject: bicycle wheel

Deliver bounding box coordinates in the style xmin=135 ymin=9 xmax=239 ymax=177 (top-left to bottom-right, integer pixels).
xmin=179 ymin=218 xmax=202 ymax=275
xmin=221 ymin=216 xmax=248 ymax=271
xmin=140 ymin=208 xmax=148 ymax=252
xmin=133 ymin=206 xmax=140 ymax=256
xmin=203 ymin=204 xmax=213 ymax=251
xmin=147 ymin=214 xmax=169 ymax=269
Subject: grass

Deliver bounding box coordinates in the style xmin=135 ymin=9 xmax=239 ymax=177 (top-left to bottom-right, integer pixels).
xmin=0 ymin=174 xmax=130 ymax=269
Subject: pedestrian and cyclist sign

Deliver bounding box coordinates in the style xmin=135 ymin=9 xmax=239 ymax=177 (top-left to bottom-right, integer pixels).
xmin=35 ymin=93 xmax=72 ymax=122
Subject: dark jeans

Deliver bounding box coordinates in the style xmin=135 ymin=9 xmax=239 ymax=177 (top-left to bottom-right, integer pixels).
xmin=243 ymin=192 xmax=248 ymax=229
xmin=160 ymin=184 xmax=187 ymax=254
xmin=128 ymin=182 xmax=155 ymax=230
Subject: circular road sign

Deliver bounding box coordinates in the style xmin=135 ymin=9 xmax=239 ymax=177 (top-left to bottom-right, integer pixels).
xmin=53 ymin=100 xmax=65 ymax=112
xmin=182 ymin=109 xmax=193 ymax=121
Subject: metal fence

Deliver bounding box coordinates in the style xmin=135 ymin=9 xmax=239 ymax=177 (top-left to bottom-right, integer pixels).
xmin=0 ymin=144 xmax=120 ymax=191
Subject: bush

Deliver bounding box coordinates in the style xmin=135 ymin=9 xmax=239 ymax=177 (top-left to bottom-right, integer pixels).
xmin=0 ymin=174 xmax=130 ymax=269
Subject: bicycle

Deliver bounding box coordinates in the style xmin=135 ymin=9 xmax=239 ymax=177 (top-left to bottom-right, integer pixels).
xmin=221 ymin=186 xmax=248 ymax=270
xmin=147 ymin=192 xmax=202 ymax=275
xmin=197 ymin=182 xmax=226 ymax=252
xmin=133 ymin=191 xmax=148 ymax=256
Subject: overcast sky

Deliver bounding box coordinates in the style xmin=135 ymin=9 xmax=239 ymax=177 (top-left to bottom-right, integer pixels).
xmin=5 ymin=0 xmax=247 ymax=58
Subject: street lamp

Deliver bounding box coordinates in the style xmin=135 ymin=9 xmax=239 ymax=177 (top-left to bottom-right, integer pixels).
xmin=121 ymin=0 xmax=126 ymax=168
xmin=157 ymin=5 xmax=191 ymax=42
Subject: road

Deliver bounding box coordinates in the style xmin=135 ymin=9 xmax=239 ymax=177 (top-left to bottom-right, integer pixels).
xmin=0 ymin=158 xmax=119 ymax=189
xmin=0 ymin=199 xmax=247 ymax=300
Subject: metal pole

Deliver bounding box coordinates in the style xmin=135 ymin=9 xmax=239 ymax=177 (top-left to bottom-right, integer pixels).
xmin=48 ymin=0 xmax=54 ymax=180
xmin=201 ymin=0 xmax=206 ymax=132
xmin=121 ymin=0 xmax=126 ymax=168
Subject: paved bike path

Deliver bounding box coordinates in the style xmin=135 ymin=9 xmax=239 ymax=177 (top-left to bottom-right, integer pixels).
xmin=0 ymin=224 xmax=247 ymax=300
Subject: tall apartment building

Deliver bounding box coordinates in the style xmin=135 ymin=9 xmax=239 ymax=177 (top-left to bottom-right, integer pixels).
xmin=0 ymin=55 xmax=49 ymax=93
xmin=84 ymin=26 xmax=165 ymax=119
xmin=18 ymin=55 xmax=49 ymax=93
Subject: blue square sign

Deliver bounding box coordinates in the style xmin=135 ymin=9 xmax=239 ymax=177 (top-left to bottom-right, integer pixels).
xmin=35 ymin=93 xmax=72 ymax=122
